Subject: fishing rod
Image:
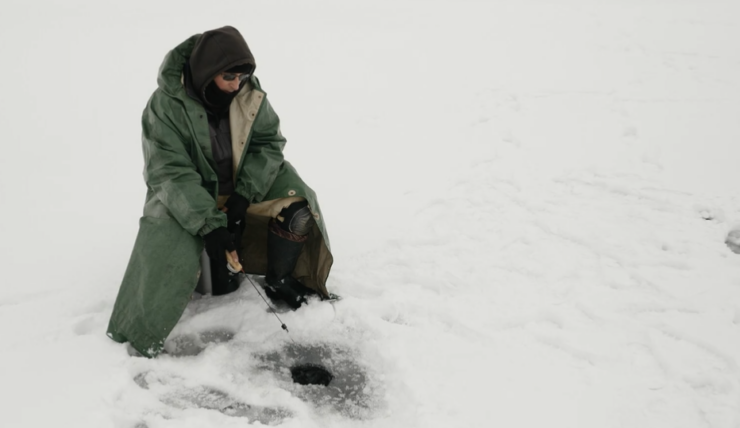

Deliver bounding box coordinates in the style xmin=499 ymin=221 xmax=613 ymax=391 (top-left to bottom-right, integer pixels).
xmin=226 ymin=251 xmax=332 ymax=386
xmin=227 ymin=252 xmax=294 ymax=341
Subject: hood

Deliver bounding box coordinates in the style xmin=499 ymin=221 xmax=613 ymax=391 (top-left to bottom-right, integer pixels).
xmin=188 ymin=26 xmax=256 ymax=103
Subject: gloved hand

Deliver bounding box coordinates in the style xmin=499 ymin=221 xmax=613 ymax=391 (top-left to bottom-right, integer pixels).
xmin=204 ymin=227 xmax=241 ymax=295
xmin=223 ymin=193 xmax=250 ymax=231
xmin=203 ymin=227 xmax=236 ymax=261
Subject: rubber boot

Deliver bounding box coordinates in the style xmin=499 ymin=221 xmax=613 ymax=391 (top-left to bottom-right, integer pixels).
xmin=264 ymin=224 xmax=314 ymax=309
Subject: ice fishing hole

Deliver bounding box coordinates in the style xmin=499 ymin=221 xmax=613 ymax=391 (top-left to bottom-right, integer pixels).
xmin=290 ymin=363 xmax=333 ymax=386
xmin=258 ymin=343 xmax=382 ymax=419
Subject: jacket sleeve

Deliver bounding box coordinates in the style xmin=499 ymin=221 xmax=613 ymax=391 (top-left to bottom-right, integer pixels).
xmin=233 ymin=97 xmax=287 ymax=202
xmin=142 ymin=100 xmax=226 ymax=236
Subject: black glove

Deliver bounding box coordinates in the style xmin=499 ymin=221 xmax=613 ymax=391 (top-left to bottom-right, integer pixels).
xmin=203 ymin=227 xmax=236 ymax=261
xmin=204 ymin=227 xmax=241 ymax=295
xmin=224 ymin=193 xmax=249 ymax=232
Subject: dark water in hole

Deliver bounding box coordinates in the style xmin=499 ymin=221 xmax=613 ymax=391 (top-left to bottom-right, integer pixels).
xmin=291 ymin=363 xmax=334 ymax=386
xmin=258 ymin=343 xmax=382 ymax=419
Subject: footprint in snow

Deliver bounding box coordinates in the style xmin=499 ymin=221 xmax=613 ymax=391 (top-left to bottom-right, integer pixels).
xmin=125 ymin=329 xmax=235 ymax=358
xmin=725 ymin=230 xmax=740 ymax=254
xmin=164 ymin=329 xmax=235 ymax=357
xmin=72 ymin=316 xmax=97 ymax=336
xmin=133 ymin=371 xmax=292 ymax=425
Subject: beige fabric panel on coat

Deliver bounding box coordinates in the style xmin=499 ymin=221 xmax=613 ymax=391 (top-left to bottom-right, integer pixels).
xmin=216 ymin=195 xmax=305 ymax=222
xmin=229 ymin=82 xmax=265 ymax=176
xmin=247 ymin=196 xmax=305 ymax=222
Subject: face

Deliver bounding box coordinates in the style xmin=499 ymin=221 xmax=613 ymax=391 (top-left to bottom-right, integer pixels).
xmin=213 ymin=72 xmax=248 ymax=93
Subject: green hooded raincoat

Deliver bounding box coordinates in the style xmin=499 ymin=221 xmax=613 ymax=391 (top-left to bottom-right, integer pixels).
xmin=106 ymin=31 xmax=333 ymax=358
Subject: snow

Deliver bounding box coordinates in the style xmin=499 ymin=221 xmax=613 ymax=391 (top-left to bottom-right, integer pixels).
xmin=1 ymin=0 xmax=740 ymax=426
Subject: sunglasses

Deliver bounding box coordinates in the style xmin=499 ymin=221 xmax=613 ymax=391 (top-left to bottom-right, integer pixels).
xmin=221 ymin=72 xmax=251 ymax=82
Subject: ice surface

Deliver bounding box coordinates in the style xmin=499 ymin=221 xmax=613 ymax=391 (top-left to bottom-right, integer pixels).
xmin=1 ymin=0 xmax=740 ymax=427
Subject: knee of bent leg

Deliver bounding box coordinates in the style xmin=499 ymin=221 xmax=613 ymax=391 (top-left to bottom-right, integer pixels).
xmin=277 ymin=200 xmax=315 ymax=236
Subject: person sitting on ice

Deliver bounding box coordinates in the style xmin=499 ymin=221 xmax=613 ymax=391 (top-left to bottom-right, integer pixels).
xmin=106 ymin=26 xmax=334 ymax=358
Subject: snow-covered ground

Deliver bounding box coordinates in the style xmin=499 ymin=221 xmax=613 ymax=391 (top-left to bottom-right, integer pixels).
xmin=2 ymin=0 xmax=740 ymax=426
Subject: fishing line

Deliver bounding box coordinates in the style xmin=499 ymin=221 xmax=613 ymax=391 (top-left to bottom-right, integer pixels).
xmin=244 ymin=274 xmax=296 ymax=343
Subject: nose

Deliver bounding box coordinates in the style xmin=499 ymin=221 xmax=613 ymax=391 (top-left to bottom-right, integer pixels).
xmin=229 ymin=79 xmax=240 ymax=91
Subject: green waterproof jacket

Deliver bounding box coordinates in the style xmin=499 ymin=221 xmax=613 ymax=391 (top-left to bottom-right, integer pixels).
xmin=107 ymin=34 xmax=333 ymax=357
